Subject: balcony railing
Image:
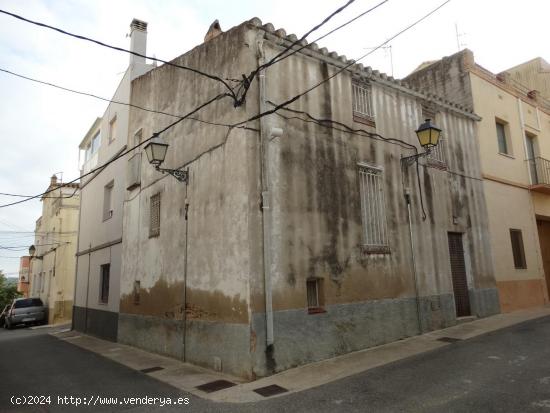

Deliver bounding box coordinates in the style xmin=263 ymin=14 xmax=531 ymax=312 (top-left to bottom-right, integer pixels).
xmin=528 ymin=157 xmax=550 ymax=193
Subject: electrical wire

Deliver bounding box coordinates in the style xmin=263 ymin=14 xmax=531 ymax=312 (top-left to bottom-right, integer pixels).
xmin=0 ymin=8 xmax=238 ymax=102
xmin=0 ymin=67 xmax=258 ymax=134
xmin=232 ymin=0 xmax=452 ymax=127
xmin=237 ymin=0 xmax=389 ymax=105
xmin=267 ymin=0 xmax=389 ymax=69
xmin=0 ymin=92 xmax=232 ymax=209
xmin=235 ymin=0 xmax=371 ymax=105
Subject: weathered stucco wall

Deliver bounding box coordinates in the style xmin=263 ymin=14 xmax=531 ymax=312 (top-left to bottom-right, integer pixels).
xmin=248 ymin=30 xmax=498 ymax=375
xmin=118 ymin=20 xmax=499 ymax=379
xmin=119 ymin=22 xmax=262 ymax=378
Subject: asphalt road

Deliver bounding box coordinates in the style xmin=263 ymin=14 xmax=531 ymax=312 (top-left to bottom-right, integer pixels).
xmin=1 ymin=316 xmax=550 ymax=412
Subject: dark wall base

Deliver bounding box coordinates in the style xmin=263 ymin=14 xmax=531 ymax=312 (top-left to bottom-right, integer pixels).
xmin=72 ymin=306 xmax=118 ymax=342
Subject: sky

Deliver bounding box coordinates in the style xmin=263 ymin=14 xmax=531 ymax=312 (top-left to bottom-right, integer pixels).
xmin=0 ymin=0 xmax=548 ymax=277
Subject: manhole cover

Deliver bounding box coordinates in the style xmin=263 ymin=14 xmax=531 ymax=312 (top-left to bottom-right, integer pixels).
xmin=196 ymin=380 xmax=236 ymax=393
xmin=437 ymin=337 xmax=462 ymax=343
xmin=253 ymin=384 xmax=288 ymax=397
xmin=140 ymin=366 xmax=164 ymax=373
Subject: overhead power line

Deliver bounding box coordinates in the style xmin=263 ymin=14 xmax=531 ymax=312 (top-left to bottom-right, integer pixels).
xmin=0 ymin=92 xmax=232 ymax=209
xmin=0 ymin=8 xmax=238 ymax=102
xmin=0 ymin=67 xmax=258 ymax=140
xmin=233 ymin=0 xmax=452 ymax=127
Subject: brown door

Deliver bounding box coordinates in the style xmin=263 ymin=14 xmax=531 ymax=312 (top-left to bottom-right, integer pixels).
xmin=448 ymin=232 xmax=471 ymax=317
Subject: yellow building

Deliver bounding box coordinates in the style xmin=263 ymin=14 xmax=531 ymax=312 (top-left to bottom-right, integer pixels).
xmin=406 ymin=49 xmax=550 ymax=312
xmin=29 ymin=175 xmax=80 ymax=324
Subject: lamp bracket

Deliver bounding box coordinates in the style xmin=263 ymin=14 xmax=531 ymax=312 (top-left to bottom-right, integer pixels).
xmin=401 ymin=149 xmax=432 ymax=167
xmin=156 ymin=166 xmax=189 ymax=183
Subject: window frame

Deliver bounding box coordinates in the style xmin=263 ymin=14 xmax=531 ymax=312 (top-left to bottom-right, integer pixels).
xmin=103 ymin=180 xmax=114 ymax=221
xmin=509 ymin=229 xmax=527 ymax=269
xmin=99 ymin=263 xmax=110 ymax=304
xmin=108 ymin=115 xmax=117 ymax=143
xmin=149 ymin=193 xmax=161 ymax=238
xmin=352 ymin=81 xmax=375 ymax=125
xmin=306 ymin=278 xmax=325 ymax=314
xmin=358 ymin=162 xmax=390 ymax=254
xmin=495 ymin=120 xmax=511 ymax=156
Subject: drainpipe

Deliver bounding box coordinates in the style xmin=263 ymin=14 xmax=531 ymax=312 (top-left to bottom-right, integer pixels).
xmin=182 ymin=186 xmax=189 ymax=362
xmin=405 ymin=187 xmax=423 ymax=334
xmin=257 ymin=38 xmax=274 ymax=351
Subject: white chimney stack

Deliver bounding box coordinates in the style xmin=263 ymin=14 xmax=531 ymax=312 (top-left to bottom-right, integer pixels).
xmin=129 ymin=18 xmax=147 ymax=67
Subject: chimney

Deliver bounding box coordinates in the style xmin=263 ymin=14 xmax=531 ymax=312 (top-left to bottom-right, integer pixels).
xmin=50 ymin=175 xmax=58 ymax=186
xmin=204 ymin=20 xmax=222 ymax=42
xmin=130 ymin=18 xmax=148 ymax=66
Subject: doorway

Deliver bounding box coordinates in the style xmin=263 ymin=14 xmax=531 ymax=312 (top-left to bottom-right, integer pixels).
xmin=447 ymin=232 xmax=471 ymax=317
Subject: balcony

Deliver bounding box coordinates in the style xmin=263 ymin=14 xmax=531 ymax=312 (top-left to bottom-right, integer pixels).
xmin=528 ymin=157 xmax=550 ymax=194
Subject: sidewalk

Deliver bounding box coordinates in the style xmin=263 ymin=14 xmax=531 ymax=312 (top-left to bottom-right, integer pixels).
xmin=51 ymin=306 xmax=550 ymax=403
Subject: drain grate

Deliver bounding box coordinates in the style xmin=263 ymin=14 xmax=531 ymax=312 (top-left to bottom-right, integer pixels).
xmin=140 ymin=366 xmax=164 ymax=374
xmin=253 ymin=384 xmax=288 ymax=397
xmin=437 ymin=337 xmax=462 ymax=343
xmin=196 ymin=380 xmax=237 ymax=393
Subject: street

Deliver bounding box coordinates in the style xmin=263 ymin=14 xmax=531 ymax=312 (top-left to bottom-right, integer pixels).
xmin=1 ymin=316 xmax=550 ymax=412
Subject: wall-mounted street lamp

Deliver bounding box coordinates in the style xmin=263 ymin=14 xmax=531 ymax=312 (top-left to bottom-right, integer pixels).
xmin=143 ymin=135 xmax=188 ymax=183
xmin=401 ymin=119 xmax=442 ymax=166
xmin=28 ymin=245 xmax=43 ymax=259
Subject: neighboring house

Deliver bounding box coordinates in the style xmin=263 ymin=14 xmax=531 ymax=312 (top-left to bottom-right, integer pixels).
xmin=405 ymin=49 xmax=550 ymax=312
xmin=72 ymin=19 xmax=154 ymax=341
xmin=504 ymin=57 xmax=550 ymax=100
xmin=17 ymin=256 xmax=30 ymax=297
xmin=29 ymin=175 xmax=80 ymax=324
xmin=118 ymin=19 xmax=499 ymax=379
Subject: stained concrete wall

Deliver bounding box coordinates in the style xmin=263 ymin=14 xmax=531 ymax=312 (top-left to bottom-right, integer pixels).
xmin=247 ymin=34 xmax=498 ymax=375
xmin=118 ymin=20 xmax=499 ymax=379
xmin=119 ymin=21 xmax=262 ymax=379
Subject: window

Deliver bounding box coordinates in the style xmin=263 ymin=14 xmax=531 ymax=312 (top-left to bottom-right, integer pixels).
xmin=134 ymin=128 xmax=143 ymax=147
xmin=99 ymin=264 xmax=110 ymax=304
xmin=306 ymin=278 xmax=324 ymax=313
xmin=149 ymin=193 xmax=161 ymax=237
xmin=109 ymin=115 xmax=117 ymax=143
xmin=358 ymin=163 xmax=389 ymax=252
xmin=352 ymin=82 xmax=374 ymax=120
xmin=91 ymin=131 xmax=101 ymax=154
xmin=133 ymin=281 xmax=141 ymax=305
xmin=496 ymin=121 xmax=509 ymax=155
xmin=103 ymin=181 xmax=114 ymax=221
xmin=510 ymin=229 xmax=527 ymax=269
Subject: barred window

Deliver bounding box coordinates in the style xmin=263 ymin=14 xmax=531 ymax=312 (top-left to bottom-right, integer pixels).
xmin=149 ymin=193 xmax=161 ymax=237
xmin=352 ymin=82 xmax=374 ymax=119
xmin=358 ymin=163 xmax=389 ymax=251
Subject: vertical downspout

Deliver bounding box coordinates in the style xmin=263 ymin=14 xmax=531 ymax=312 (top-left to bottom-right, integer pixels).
xmin=257 ymin=39 xmax=274 ymax=352
xmin=405 ymin=187 xmax=423 ymax=333
xmin=84 ymin=243 xmax=91 ymax=333
xmin=182 ymin=185 xmax=189 ymax=362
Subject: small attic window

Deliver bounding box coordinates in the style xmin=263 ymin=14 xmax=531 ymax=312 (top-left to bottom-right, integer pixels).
xmin=352 ymin=82 xmax=375 ymax=126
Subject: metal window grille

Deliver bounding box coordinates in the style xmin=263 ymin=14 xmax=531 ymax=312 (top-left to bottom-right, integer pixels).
xmin=149 ymin=193 xmax=161 ymax=237
xmin=428 ymin=137 xmax=446 ymax=164
xmin=100 ymin=264 xmax=110 ymax=303
xmin=358 ymin=164 xmax=388 ymax=247
xmin=352 ymin=83 xmax=374 ymax=119
xmin=306 ymin=279 xmax=319 ymax=308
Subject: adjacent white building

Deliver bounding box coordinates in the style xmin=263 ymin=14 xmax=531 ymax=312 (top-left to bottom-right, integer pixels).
xmin=73 ymin=19 xmax=154 ymax=340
